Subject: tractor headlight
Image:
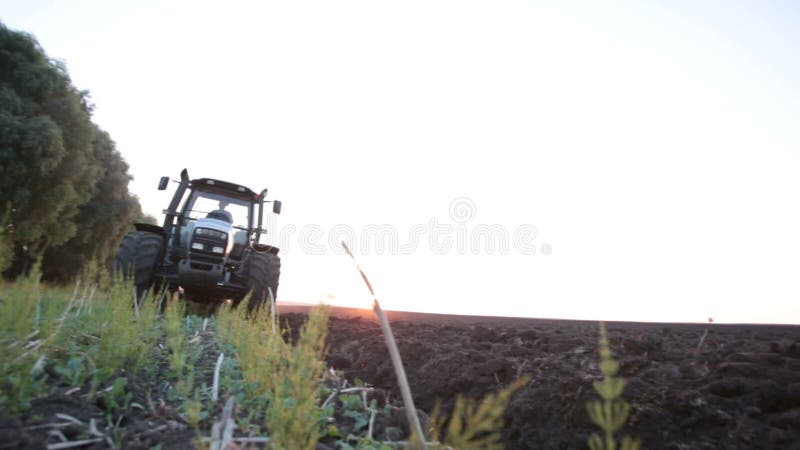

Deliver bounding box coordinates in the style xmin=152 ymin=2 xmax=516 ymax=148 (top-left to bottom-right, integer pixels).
xmin=211 ymin=246 xmax=225 ymax=254
xmin=191 ymin=242 xmax=203 ymax=250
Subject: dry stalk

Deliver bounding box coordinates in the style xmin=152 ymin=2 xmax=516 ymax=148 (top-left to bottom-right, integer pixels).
xmin=695 ymin=317 xmax=714 ymax=355
xmin=49 ymin=413 xmax=112 ymax=449
xmin=268 ymin=286 xmax=276 ymax=331
xmin=210 ymin=397 xmax=236 ymax=450
xmin=46 ymin=438 xmax=103 ymax=449
xmin=74 ymin=282 xmax=92 ymax=316
xmin=67 ymin=280 xmax=80 ymax=311
xmin=55 ymin=413 xmax=83 ymax=426
xmin=321 ymin=386 xmax=373 ymax=409
xmin=86 ymin=284 xmax=96 ymax=316
xmin=201 ymin=436 xmax=270 ymax=444
xmin=368 ymin=404 xmax=377 ymax=441
xmin=212 ymin=352 xmax=225 ymax=402
xmin=156 ymin=288 xmax=168 ymax=312
xmin=341 ymin=241 xmax=425 ymax=449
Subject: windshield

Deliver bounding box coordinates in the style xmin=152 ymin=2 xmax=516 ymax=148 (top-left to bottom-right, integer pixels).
xmin=184 ymin=191 xmax=251 ymax=229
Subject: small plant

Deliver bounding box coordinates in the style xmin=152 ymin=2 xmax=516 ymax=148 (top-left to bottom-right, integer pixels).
xmin=163 ymin=299 xmax=207 ymax=427
xmin=90 ymin=276 xmax=159 ymax=383
xmin=216 ymin=299 xmax=331 ymax=450
xmin=164 ymin=299 xmax=188 ymax=387
xmin=184 ymin=391 xmax=205 ymax=429
xmin=0 ymin=266 xmax=68 ymax=411
xmin=430 ymin=377 xmax=529 ymax=450
xmin=52 ymin=356 xmax=89 ymax=387
xmin=265 ymin=302 xmax=330 ymax=449
xmin=586 ymin=322 xmax=641 ymax=450
xmin=339 ymin=393 xmax=371 ymax=434
xmin=103 ymin=376 xmax=133 ymax=412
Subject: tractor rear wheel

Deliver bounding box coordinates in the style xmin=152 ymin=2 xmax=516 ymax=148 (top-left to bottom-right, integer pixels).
xmin=245 ymin=252 xmax=281 ymax=311
xmin=114 ymin=231 xmax=163 ymax=301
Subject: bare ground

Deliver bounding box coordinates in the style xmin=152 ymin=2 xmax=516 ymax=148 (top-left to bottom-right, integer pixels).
xmin=3 ymin=306 xmax=800 ymax=449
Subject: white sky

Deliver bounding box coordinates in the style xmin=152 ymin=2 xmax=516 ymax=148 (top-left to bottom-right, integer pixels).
xmin=2 ymin=1 xmax=798 ymax=323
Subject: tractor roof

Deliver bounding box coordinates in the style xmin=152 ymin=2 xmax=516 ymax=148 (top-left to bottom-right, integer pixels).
xmin=190 ymin=178 xmax=260 ymax=202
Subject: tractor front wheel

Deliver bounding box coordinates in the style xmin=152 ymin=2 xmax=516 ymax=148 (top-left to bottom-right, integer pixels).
xmin=245 ymin=252 xmax=281 ymax=311
xmin=114 ymin=231 xmax=163 ymax=300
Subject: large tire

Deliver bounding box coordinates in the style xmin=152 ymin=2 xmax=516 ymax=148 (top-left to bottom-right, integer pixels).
xmin=114 ymin=231 xmax=164 ymax=300
xmin=245 ymin=252 xmax=281 ymax=311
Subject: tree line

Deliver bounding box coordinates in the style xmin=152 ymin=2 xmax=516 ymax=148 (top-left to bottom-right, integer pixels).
xmin=0 ymin=22 xmax=149 ymax=281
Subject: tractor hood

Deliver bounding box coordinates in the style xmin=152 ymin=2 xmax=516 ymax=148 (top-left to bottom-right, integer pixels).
xmin=193 ymin=217 xmax=233 ymax=234
xmin=188 ymin=217 xmax=235 ymax=257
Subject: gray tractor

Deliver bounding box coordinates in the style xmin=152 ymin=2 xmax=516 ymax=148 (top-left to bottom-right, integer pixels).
xmin=115 ymin=169 xmax=282 ymax=309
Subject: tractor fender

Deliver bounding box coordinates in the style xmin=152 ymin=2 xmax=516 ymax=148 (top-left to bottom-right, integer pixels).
xmin=134 ymin=223 xmax=167 ymax=237
xmin=252 ymin=243 xmax=280 ymax=255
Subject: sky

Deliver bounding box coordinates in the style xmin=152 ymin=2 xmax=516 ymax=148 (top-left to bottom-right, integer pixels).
xmin=2 ymin=1 xmax=799 ymax=324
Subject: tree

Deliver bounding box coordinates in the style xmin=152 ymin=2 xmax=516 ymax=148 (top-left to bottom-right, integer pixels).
xmin=41 ymin=127 xmax=143 ymax=281
xmin=0 ymin=22 xmax=144 ymax=280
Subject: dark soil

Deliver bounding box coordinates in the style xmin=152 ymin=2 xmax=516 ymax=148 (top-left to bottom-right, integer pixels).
xmin=306 ymin=307 xmax=800 ymax=450
xmin=4 ymin=306 xmax=799 ymax=449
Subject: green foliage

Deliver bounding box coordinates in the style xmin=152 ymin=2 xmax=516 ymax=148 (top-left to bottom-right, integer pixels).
xmin=0 ymin=266 xmax=65 ymax=411
xmin=163 ymin=299 xmax=205 ymax=428
xmin=0 ymin=203 xmax=12 ymax=273
xmin=103 ymin=376 xmax=133 ymax=412
xmin=267 ymin=303 xmax=329 ymax=447
xmin=0 ymin=22 xmax=143 ymax=280
xmin=41 ymin=127 xmax=143 ymax=281
xmin=0 ymin=272 xmax=553 ymax=448
xmin=91 ymin=278 xmax=159 ymax=378
xmin=164 ymin=299 xmax=188 ymax=382
xmin=586 ymin=323 xmax=641 ymax=450
xmin=0 ymin=23 xmax=97 ymax=249
xmin=52 ymin=356 xmax=87 ymax=386
xmin=184 ymin=390 xmax=204 ymax=429
xmin=216 ymin=301 xmax=330 ymax=450
xmin=0 ymin=270 xmax=161 ymax=412
xmin=429 ymin=377 xmax=529 ymax=450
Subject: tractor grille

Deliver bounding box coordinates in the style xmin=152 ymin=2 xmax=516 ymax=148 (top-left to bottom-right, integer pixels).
xmin=189 ymin=228 xmax=228 ymax=265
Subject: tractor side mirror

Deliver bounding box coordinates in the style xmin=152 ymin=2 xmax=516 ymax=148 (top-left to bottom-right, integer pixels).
xmin=272 ymin=200 xmax=282 ymax=215
xmin=158 ymin=176 xmax=169 ymax=190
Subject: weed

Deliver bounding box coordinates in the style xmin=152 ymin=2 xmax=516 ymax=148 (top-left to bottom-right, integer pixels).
xmin=103 ymin=376 xmax=133 ymax=412
xmin=216 ymin=300 xmax=330 ymax=450
xmin=0 ymin=267 xmax=67 ymax=411
xmin=430 ymin=377 xmax=529 ymax=450
xmin=185 ymin=391 xmax=205 ymax=429
xmin=91 ymin=277 xmax=159 ymax=384
xmin=164 ymin=299 xmax=188 ymax=385
xmin=52 ymin=356 xmax=89 ymax=387
xmin=586 ymin=322 xmax=641 ymax=450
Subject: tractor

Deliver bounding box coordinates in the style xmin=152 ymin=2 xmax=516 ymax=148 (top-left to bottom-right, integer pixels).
xmin=114 ymin=169 xmax=282 ymax=310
